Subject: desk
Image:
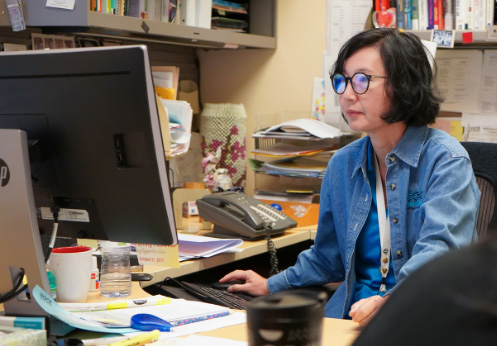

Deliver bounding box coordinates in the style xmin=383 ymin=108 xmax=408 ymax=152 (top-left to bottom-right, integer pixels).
xmin=141 ymin=225 xmax=318 ymax=288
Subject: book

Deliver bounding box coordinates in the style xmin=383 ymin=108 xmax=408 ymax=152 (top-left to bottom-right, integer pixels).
xmin=445 ymin=0 xmax=455 ymax=29
xmin=180 ymin=0 xmax=196 ymax=26
xmin=486 ymin=0 xmax=493 ymax=26
xmin=434 ymin=0 xmax=439 ymax=29
xmin=455 ymin=0 xmax=468 ymax=29
xmin=473 ymin=0 xmax=486 ymax=30
xmin=427 ymin=0 xmax=435 ymax=29
xmin=196 ymin=0 xmax=212 ymax=29
xmin=397 ymin=0 xmax=405 ymax=28
xmin=419 ymin=0 xmax=429 ymax=29
xmin=405 ymin=0 xmax=413 ymax=29
xmin=412 ymin=0 xmax=420 ymax=29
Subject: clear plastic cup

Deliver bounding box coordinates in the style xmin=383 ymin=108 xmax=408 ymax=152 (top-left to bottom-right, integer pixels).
xmin=99 ymin=242 xmax=132 ymax=298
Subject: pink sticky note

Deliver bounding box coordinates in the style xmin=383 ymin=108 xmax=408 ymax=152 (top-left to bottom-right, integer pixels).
xmin=462 ymin=32 xmax=474 ymax=44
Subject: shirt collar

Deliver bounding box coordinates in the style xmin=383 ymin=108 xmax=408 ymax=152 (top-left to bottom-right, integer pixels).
xmin=391 ymin=125 xmax=429 ymax=168
xmin=353 ymin=125 xmax=429 ymax=176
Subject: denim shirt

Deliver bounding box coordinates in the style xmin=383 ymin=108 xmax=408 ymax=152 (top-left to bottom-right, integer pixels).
xmin=267 ymin=125 xmax=480 ymax=319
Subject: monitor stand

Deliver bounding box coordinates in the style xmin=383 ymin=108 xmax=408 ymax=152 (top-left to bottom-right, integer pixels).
xmin=0 ymin=129 xmax=73 ymax=335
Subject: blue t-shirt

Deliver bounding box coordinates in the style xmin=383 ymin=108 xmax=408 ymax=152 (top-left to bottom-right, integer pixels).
xmin=351 ymin=142 xmax=396 ymax=308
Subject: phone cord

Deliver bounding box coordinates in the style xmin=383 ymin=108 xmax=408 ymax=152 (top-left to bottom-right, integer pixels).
xmin=265 ymin=223 xmax=280 ymax=277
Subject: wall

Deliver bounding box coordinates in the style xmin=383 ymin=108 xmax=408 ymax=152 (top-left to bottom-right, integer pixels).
xmin=196 ymin=0 xmax=327 ymax=193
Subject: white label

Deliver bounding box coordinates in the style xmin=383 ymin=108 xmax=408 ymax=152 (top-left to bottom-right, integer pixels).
xmin=46 ymin=0 xmax=75 ymax=10
xmin=40 ymin=207 xmax=90 ymax=223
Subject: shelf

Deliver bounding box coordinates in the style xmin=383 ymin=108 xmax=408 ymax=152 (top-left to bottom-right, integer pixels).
xmin=2 ymin=0 xmax=276 ymax=49
xmin=410 ymin=29 xmax=497 ymax=48
xmin=81 ymin=12 xmax=276 ymax=49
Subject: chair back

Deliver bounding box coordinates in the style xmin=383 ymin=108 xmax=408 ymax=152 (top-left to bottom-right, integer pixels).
xmin=461 ymin=142 xmax=497 ymax=240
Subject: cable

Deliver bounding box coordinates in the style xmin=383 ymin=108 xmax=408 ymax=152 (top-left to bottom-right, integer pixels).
xmin=0 ymin=268 xmax=28 ymax=304
xmin=265 ymin=223 xmax=280 ymax=277
xmin=44 ymin=205 xmax=60 ymax=263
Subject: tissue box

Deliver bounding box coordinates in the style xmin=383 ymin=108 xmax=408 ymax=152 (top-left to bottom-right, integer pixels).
xmin=0 ymin=326 xmax=46 ymax=346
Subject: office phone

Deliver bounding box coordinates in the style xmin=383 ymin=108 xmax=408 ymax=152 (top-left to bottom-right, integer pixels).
xmin=196 ymin=191 xmax=297 ymax=240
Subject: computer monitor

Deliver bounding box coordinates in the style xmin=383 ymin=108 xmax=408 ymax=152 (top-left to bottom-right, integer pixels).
xmin=0 ymin=45 xmax=178 ymax=323
xmin=0 ymin=45 xmax=177 ymax=246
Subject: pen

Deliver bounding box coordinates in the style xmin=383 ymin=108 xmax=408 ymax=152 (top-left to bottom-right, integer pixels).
xmin=106 ymin=329 xmax=161 ymax=346
xmin=60 ymin=297 xmax=171 ymax=312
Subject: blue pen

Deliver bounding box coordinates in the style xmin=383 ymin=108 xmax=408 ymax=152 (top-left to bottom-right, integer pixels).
xmin=131 ymin=314 xmax=173 ymax=332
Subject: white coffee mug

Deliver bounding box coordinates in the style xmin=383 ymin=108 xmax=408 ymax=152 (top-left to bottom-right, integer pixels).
xmin=47 ymin=246 xmax=93 ymax=303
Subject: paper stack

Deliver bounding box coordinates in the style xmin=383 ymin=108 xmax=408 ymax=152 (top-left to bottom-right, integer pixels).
xmin=178 ymin=233 xmax=243 ymax=261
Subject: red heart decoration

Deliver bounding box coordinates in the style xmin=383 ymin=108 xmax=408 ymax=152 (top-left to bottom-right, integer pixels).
xmin=373 ymin=9 xmax=396 ymax=28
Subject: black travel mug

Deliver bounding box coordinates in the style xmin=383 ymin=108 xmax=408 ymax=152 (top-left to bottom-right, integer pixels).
xmin=246 ymin=290 xmax=326 ymax=346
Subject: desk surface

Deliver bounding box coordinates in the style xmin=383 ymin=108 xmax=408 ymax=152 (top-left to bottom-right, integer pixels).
xmin=199 ymin=317 xmax=360 ymax=346
xmin=141 ymin=225 xmax=318 ymax=287
xmin=86 ymin=283 xmax=360 ymax=346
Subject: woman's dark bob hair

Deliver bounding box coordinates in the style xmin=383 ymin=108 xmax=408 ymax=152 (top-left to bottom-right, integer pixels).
xmin=330 ymin=28 xmax=442 ymax=126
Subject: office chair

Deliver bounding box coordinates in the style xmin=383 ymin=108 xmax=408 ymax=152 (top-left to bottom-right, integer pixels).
xmin=460 ymin=141 xmax=497 ymax=240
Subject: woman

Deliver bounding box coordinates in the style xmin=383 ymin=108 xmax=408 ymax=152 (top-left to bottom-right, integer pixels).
xmin=220 ymin=28 xmax=480 ymax=326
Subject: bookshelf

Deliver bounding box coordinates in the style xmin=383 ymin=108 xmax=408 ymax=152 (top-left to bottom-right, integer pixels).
xmin=0 ymin=0 xmax=275 ymax=49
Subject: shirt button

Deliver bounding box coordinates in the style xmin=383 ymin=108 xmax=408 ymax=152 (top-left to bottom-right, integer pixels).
xmin=392 ymin=218 xmax=399 ymax=224
xmin=388 ymin=156 xmax=396 ymax=163
xmin=390 ymin=183 xmax=396 ymax=190
xmin=382 ymin=257 xmax=389 ymax=263
xmin=396 ymin=250 xmax=403 ymax=256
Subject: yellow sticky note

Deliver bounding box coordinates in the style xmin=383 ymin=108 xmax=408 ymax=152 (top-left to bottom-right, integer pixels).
xmin=134 ymin=243 xmax=180 ymax=268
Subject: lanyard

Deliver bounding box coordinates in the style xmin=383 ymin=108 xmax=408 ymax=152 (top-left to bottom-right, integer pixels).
xmin=374 ymin=155 xmax=390 ymax=293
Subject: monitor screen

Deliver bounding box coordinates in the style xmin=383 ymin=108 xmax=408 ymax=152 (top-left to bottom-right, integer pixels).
xmin=0 ymin=45 xmax=177 ymax=246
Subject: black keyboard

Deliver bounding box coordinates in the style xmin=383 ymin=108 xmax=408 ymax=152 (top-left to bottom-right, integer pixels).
xmin=180 ymin=281 xmax=250 ymax=310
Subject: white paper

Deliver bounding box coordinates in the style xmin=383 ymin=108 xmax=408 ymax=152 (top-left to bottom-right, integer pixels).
xmin=262 ymin=118 xmax=341 ymax=139
xmin=152 ymin=72 xmax=174 ymax=89
xmin=461 ymin=113 xmax=497 ymax=143
xmin=479 ymin=50 xmax=497 ymax=114
xmin=421 ymin=39 xmax=438 ymax=69
xmin=435 ymin=50 xmax=483 ymax=113
xmin=46 ymin=0 xmax=75 ymax=10
xmin=178 ymin=233 xmax=243 ymax=258
xmin=326 ymin=0 xmax=373 ymax=56
xmin=173 ymin=334 xmax=247 ymax=346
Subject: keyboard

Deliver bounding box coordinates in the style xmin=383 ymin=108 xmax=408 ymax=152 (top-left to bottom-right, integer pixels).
xmin=179 ymin=281 xmax=251 ymax=310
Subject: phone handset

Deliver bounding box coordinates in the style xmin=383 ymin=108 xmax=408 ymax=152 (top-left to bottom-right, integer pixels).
xmin=200 ymin=192 xmax=265 ymax=230
xmin=197 ymin=191 xmax=298 ymax=240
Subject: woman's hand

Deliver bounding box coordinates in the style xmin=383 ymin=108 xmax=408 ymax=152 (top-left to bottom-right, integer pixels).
xmin=219 ymin=270 xmax=269 ymax=296
xmin=349 ymin=295 xmax=389 ymax=327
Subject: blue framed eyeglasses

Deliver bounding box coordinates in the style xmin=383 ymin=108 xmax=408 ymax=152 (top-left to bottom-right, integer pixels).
xmin=331 ymin=73 xmax=388 ymax=95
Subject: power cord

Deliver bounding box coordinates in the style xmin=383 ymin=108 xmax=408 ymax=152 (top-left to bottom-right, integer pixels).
xmin=0 ymin=268 xmax=28 ymax=304
xmin=265 ymin=223 xmax=280 ymax=277
xmin=44 ymin=205 xmax=60 ymax=263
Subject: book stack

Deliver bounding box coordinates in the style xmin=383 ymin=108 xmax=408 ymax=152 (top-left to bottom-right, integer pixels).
xmin=211 ymin=0 xmax=249 ymax=32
